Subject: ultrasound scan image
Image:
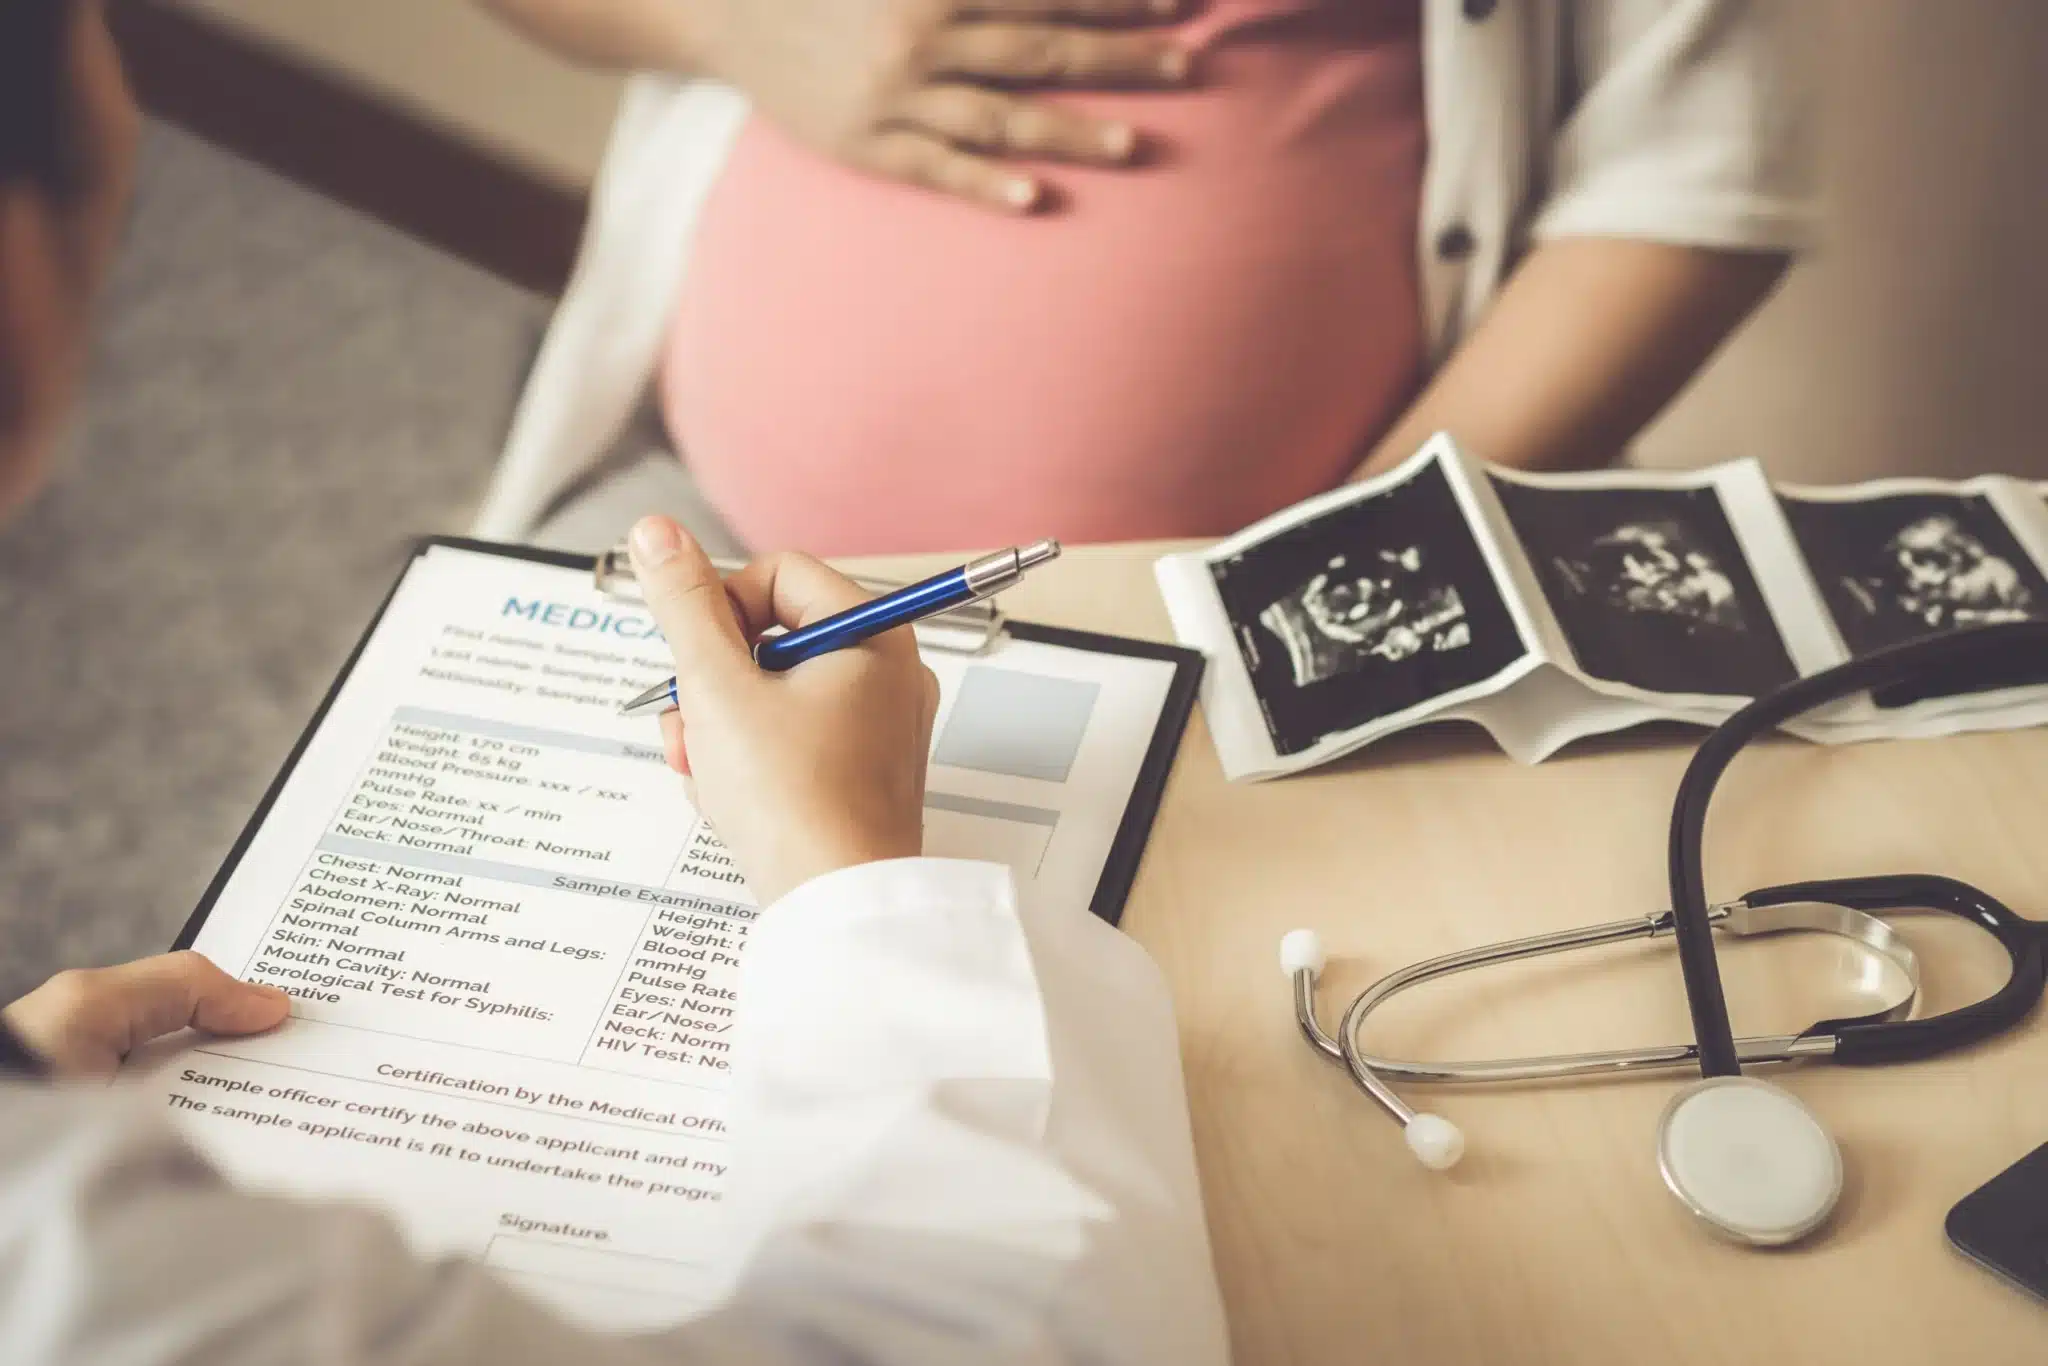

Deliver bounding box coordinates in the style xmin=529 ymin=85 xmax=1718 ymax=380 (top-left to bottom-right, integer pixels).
xmin=1491 ymin=478 xmax=1798 ymax=698
xmin=1257 ymin=546 xmax=1472 ymax=688
xmin=1779 ymin=491 xmax=2048 ymax=704
xmin=1848 ymin=514 xmax=2033 ymax=631
xmin=1209 ymin=454 xmax=1528 ymax=756
xmin=1553 ymin=520 xmax=1744 ymax=633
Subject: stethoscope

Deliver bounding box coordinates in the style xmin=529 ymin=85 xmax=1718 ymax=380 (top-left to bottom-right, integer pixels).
xmin=1288 ymin=622 xmax=2048 ymax=1246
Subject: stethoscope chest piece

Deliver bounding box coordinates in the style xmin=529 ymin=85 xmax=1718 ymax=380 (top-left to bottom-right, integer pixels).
xmin=1656 ymin=1077 xmax=1842 ymax=1247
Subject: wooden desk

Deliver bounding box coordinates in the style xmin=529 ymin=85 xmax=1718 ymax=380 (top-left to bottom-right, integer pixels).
xmin=866 ymin=542 xmax=2048 ymax=1366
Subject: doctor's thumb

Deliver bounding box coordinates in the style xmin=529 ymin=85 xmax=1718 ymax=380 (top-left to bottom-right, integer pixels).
xmin=628 ymin=516 xmax=751 ymax=702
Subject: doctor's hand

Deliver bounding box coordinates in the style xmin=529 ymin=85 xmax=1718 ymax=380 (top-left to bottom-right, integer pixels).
xmin=693 ymin=0 xmax=1191 ymax=211
xmin=629 ymin=516 xmax=939 ymax=905
xmin=2 ymin=952 xmax=291 ymax=1079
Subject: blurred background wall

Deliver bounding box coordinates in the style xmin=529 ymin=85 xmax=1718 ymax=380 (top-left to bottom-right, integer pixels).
xmin=1634 ymin=1 xmax=2048 ymax=482
xmin=163 ymin=0 xmax=2048 ymax=482
xmin=172 ymin=0 xmax=622 ymax=190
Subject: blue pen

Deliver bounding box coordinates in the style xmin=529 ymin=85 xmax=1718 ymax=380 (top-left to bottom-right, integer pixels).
xmin=617 ymin=539 xmax=1062 ymax=717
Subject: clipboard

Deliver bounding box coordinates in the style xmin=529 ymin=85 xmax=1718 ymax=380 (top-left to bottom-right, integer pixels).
xmin=177 ymin=536 xmax=1205 ymax=941
xmin=138 ymin=535 xmax=1206 ymax=1333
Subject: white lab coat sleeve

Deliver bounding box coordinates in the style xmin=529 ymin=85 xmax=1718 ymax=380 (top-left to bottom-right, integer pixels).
xmin=0 ymin=858 xmax=1228 ymax=1366
xmin=694 ymin=857 xmax=1228 ymax=1365
xmin=1532 ymin=0 xmax=1819 ymax=251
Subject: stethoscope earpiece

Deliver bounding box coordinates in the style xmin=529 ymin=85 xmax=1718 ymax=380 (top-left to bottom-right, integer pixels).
xmin=1656 ymin=1077 xmax=1842 ymax=1247
xmin=1279 ymin=929 xmax=1327 ymax=980
xmin=1283 ymin=929 xmax=1466 ymax=1172
xmin=1401 ymin=1112 xmax=1466 ymax=1171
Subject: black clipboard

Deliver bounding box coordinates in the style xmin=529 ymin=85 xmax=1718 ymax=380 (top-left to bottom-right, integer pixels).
xmin=176 ymin=536 xmax=1203 ymax=950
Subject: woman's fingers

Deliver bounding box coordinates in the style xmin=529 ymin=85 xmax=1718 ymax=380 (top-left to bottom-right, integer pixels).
xmin=898 ymin=85 xmax=1139 ymax=165
xmin=956 ymin=0 xmax=1183 ymax=19
xmin=856 ymin=129 xmax=1043 ymax=213
xmin=924 ymin=22 xmax=1192 ymax=88
xmin=852 ymin=4 xmax=1190 ymax=209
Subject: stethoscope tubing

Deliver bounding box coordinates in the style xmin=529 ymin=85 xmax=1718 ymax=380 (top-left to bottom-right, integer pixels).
xmin=1667 ymin=621 xmax=2048 ymax=1079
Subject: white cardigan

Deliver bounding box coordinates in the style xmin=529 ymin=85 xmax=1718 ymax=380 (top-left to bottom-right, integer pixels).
xmin=471 ymin=0 xmax=1815 ymax=541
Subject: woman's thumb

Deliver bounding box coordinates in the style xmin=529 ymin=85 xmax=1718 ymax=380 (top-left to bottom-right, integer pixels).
xmin=629 ymin=516 xmax=750 ymax=702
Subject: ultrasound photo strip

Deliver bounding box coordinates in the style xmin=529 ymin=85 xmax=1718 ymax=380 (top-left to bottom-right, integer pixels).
xmin=1155 ymin=440 xmax=2048 ymax=780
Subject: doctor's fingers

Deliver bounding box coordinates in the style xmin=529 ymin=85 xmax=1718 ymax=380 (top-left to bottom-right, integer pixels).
xmin=658 ymin=711 xmax=692 ymax=777
xmin=96 ymin=952 xmax=292 ymax=1045
xmin=924 ymin=21 xmax=1193 ymax=88
xmin=627 ymin=516 xmax=754 ymax=703
xmin=7 ymin=953 xmax=289 ymax=1076
xmin=895 ymin=85 xmax=1142 ymax=166
xmin=721 ymin=551 xmax=907 ymax=648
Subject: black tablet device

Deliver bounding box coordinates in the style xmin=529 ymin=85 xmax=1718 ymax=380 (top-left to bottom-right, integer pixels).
xmin=1947 ymin=1143 xmax=2048 ymax=1307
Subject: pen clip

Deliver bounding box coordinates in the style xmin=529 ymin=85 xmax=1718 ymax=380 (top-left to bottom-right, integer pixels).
xmin=591 ymin=547 xmax=1007 ymax=655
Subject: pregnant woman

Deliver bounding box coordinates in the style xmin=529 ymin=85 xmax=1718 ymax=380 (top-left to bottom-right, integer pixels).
xmin=477 ymin=0 xmax=1813 ymax=556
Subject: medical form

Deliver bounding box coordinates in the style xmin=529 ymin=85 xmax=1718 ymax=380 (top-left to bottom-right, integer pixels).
xmin=133 ymin=540 xmax=1200 ymax=1332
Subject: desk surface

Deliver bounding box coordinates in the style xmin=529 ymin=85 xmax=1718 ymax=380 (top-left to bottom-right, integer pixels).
xmin=864 ymin=541 xmax=2048 ymax=1366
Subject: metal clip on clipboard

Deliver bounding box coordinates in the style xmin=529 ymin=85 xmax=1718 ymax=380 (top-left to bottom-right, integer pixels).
xmin=591 ymin=546 xmax=1008 ymax=656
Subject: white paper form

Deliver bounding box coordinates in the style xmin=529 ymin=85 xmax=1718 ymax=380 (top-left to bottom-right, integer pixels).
xmin=132 ymin=543 xmax=1191 ymax=1332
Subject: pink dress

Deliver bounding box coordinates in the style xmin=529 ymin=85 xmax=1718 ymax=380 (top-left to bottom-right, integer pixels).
xmin=664 ymin=0 xmax=1426 ymax=555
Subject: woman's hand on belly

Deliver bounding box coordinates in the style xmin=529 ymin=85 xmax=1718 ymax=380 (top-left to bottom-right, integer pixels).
xmin=692 ymin=0 xmax=1192 ymax=212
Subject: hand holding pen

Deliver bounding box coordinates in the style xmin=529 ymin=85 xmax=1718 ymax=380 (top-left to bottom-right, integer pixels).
xmin=621 ymin=535 xmax=1062 ymax=717
xmin=620 ymin=518 xmax=1065 ymax=901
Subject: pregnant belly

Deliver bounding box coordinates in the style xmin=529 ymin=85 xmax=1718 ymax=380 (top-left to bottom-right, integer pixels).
xmin=666 ymin=1 xmax=1425 ymax=555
